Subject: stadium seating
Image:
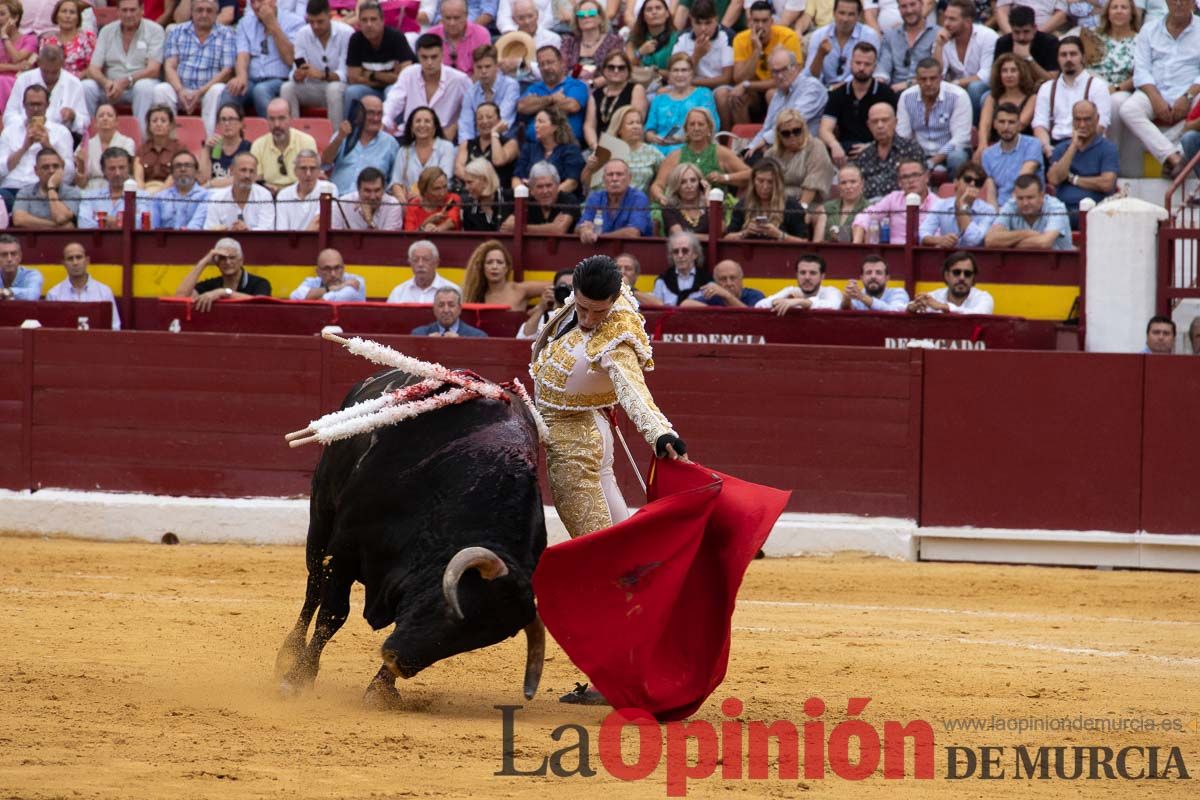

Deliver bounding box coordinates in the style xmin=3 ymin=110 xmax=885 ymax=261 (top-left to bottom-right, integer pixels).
xmin=175 ymin=116 xmax=207 ymax=158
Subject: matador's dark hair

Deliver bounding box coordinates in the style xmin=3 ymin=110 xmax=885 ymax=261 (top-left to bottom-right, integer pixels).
xmin=573 ymin=255 xmax=623 ymax=301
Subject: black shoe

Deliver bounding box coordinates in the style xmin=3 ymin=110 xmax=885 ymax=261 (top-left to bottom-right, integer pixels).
xmin=558 ymin=682 xmax=608 ymax=705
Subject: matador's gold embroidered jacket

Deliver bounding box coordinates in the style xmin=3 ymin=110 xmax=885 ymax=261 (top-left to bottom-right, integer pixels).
xmin=529 ymin=285 xmax=676 ymax=447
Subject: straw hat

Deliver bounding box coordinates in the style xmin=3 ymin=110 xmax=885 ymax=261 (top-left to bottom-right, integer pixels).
xmin=495 ymin=31 xmax=537 ymax=64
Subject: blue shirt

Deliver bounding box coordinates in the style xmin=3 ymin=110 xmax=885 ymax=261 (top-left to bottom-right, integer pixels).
xmin=236 ymin=9 xmax=306 ymax=81
xmin=877 ymin=22 xmax=936 ymax=86
xmin=514 ymin=140 xmax=585 ymax=185
xmin=457 ymin=74 xmax=520 ymax=143
xmin=1050 ymin=136 xmax=1119 ymax=211
xmin=581 ymin=188 xmax=653 ymax=236
xmin=289 ymin=273 xmax=367 ymax=302
xmin=918 ymin=195 xmax=996 ymax=247
xmin=982 ymin=134 xmax=1044 ymax=206
xmin=77 ymin=188 xmax=154 ymax=230
xmin=995 ymin=194 xmax=1074 ymax=250
xmin=750 ymin=72 xmax=828 ymax=149
xmin=153 ymin=183 xmax=210 ymax=230
xmin=1 ymin=265 xmax=43 ymax=300
xmin=706 ymin=287 xmax=766 ymax=307
xmin=805 ymin=22 xmax=882 ymax=86
xmin=164 ymin=22 xmax=237 ymax=89
xmin=849 ymin=285 xmax=910 ymax=311
xmin=1133 ymin=16 xmax=1200 ymax=104
xmin=646 ymin=87 xmax=719 ymax=154
xmin=520 ymin=77 xmax=589 ymax=141
xmin=329 ymin=131 xmax=400 ymax=195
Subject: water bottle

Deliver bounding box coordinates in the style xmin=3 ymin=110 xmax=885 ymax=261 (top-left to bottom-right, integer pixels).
xmin=867 ymin=218 xmax=880 ymax=245
xmin=879 ymin=216 xmax=890 ymax=244
xmin=592 ymin=209 xmax=604 ymax=234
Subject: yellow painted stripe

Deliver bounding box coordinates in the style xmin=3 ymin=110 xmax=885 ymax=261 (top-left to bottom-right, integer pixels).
xmin=33 ymin=263 xmax=1075 ymax=323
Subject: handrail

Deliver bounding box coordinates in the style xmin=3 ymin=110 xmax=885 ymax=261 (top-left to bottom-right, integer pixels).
xmin=1163 ymin=145 xmax=1200 ymax=215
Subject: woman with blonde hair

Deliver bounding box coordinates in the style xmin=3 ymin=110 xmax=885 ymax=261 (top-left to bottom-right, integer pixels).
xmin=765 ymin=108 xmax=835 ymax=208
xmin=811 ymin=163 xmax=868 ymax=242
xmin=659 ymin=161 xmax=710 ymax=235
xmin=402 ymin=166 xmax=462 ymax=232
xmin=650 ymin=106 xmax=749 ymax=204
xmin=974 ymin=54 xmax=1037 ymax=160
xmin=726 ymin=158 xmax=809 ymax=242
xmin=461 ymin=157 xmax=513 ymax=231
xmin=561 ymin=0 xmax=624 ymax=84
xmin=0 ymin=0 xmax=37 ymax=112
xmin=1085 ymin=0 xmax=1141 ymax=177
xmin=580 ymin=104 xmax=662 ymax=191
xmin=461 ymin=240 xmax=549 ymax=310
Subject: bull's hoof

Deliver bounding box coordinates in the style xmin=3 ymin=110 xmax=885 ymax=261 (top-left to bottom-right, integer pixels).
xmin=363 ymin=680 xmax=401 ymax=710
xmin=558 ymin=682 xmax=609 ymax=706
xmin=274 ymin=632 xmax=307 ymax=679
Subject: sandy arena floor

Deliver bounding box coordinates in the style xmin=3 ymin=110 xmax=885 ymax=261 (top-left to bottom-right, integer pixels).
xmin=1 ymin=534 xmax=1198 ymax=799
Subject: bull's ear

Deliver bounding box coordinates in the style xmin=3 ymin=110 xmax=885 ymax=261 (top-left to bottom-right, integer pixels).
xmin=442 ymin=547 xmax=509 ymax=619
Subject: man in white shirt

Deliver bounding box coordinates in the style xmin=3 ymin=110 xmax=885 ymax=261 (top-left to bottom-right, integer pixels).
xmin=841 ymin=253 xmax=910 ymax=311
xmin=204 ymin=152 xmax=276 ymax=230
xmin=288 ymin=248 xmax=366 ymax=301
xmin=280 ymin=0 xmax=352 ymax=125
xmin=907 ymin=251 xmax=995 ymax=314
xmin=386 ymin=240 xmax=460 ymax=304
xmin=0 ymin=85 xmax=75 ymax=203
xmin=45 ymin=242 xmax=122 ymax=329
xmin=275 ymin=149 xmax=337 ymax=230
xmin=933 ymin=0 xmax=997 ymax=116
xmin=331 ymin=166 xmax=404 ymax=229
xmin=81 ymin=0 xmax=164 ymax=135
xmin=1118 ymin=0 xmax=1200 ymax=176
xmin=1032 ymin=36 xmax=1110 ymax=160
xmin=755 ymin=253 xmax=844 ymax=313
xmin=496 ymin=0 xmax=556 ymax=33
xmin=672 ymin=0 xmax=735 ymax=128
xmin=4 ymin=45 xmax=90 ymax=138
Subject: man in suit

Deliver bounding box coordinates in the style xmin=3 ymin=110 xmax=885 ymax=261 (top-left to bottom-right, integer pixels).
xmin=411 ymin=286 xmax=488 ymax=337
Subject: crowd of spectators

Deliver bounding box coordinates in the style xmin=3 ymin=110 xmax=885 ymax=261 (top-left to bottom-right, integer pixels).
xmin=2 ymin=0 xmax=1173 ymax=236
xmin=4 ymin=0 xmax=1197 ymax=340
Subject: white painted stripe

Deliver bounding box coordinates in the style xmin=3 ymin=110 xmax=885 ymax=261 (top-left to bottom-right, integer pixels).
xmin=738 ymin=599 xmax=1199 ymax=627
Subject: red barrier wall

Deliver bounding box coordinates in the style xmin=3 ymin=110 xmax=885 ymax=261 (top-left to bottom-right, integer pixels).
xmin=920 ymin=350 xmax=1145 ymax=532
xmin=1140 ymin=357 xmax=1200 ymax=533
xmin=3 ymin=331 xmax=1196 ymax=533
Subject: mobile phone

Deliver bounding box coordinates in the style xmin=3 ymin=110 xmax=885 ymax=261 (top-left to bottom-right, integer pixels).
xmin=295 ymin=57 xmax=308 ymax=69
xmin=754 ymin=214 xmax=768 ymax=224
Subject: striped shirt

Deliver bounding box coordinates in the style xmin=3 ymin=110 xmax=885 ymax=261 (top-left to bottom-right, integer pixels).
xmin=165 ymin=23 xmax=237 ymax=90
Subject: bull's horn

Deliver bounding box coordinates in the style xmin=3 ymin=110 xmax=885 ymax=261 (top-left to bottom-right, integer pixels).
xmin=442 ymin=547 xmax=510 ymax=620
xmin=522 ymin=614 xmax=545 ymax=700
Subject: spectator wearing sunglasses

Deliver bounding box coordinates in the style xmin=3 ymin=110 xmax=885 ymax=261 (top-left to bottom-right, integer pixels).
xmin=907 ymin=251 xmax=994 ymax=315
xmin=429 ymin=0 xmax=492 ymax=75
xmin=805 ymin=0 xmax=881 ymax=88
xmin=876 ymin=0 xmax=936 ymax=93
xmin=250 ymin=98 xmax=318 ymax=195
xmin=918 ymin=162 xmax=996 ymax=248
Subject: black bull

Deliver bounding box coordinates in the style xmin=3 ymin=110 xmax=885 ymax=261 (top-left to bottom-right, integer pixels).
xmin=275 ymin=368 xmax=548 ymax=704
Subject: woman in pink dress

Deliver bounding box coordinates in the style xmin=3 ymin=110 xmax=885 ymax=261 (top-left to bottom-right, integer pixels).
xmin=0 ymin=0 xmax=38 ymax=112
xmin=40 ymin=0 xmax=96 ymax=78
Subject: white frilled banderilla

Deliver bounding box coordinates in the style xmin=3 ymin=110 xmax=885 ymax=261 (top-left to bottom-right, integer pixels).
xmin=285 ymin=332 xmax=549 ymax=448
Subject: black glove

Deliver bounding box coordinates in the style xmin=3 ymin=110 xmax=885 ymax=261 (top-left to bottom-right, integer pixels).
xmin=655 ymin=433 xmax=687 ymax=458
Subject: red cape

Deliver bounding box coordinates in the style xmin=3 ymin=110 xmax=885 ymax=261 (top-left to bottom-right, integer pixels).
xmin=532 ymin=459 xmax=791 ymax=720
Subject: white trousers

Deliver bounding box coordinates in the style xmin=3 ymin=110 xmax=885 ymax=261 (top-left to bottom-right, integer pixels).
xmin=81 ymin=78 xmax=160 ymax=135
xmin=280 ymin=80 xmax=347 ymax=127
xmin=151 ymin=83 xmax=228 ymax=136
xmin=1118 ymin=90 xmax=1200 ymax=164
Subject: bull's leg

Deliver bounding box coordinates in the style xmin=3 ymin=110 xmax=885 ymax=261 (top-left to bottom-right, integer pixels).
xmin=280 ymin=561 xmax=354 ymax=694
xmin=275 ymin=498 xmax=336 ymax=680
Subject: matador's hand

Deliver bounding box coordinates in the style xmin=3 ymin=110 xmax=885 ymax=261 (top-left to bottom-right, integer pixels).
xmin=656 ymin=433 xmax=689 ymax=461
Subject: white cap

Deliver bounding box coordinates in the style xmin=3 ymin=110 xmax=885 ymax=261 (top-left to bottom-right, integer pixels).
xmin=1079 ymin=198 xmax=1097 ymax=213
xmin=904 ymin=192 xmax=922 ymax=206
xmin=707 ymin=188 xmax=725 ymax=203
xmin=123 ymin=178 xmax=139 ymax=193
xmin=513 ymin=184 xmax=530 ymax=199
xmin=19 ymin=319 xmax=42 ymax=329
